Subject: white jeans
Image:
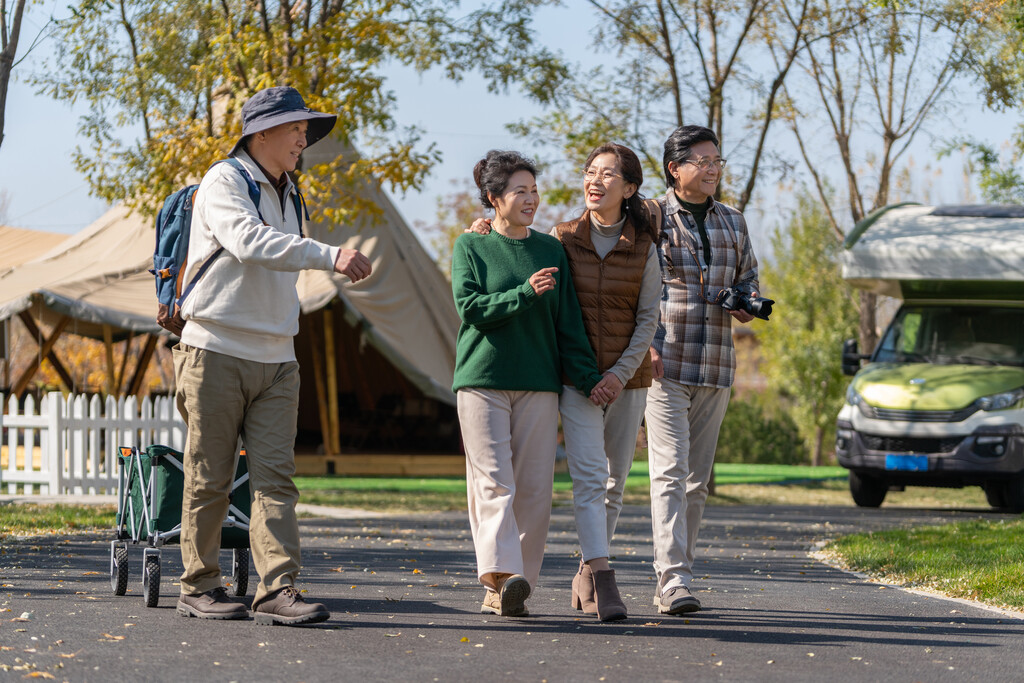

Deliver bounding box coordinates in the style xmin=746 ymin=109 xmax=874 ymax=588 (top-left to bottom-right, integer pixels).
xmin=560 ymin=385 xmax=648 ymax=561
xmin=457 ymin=388 xmax=559 ymax=589
xmin=645 ymin=378 xmax=730 ymax=594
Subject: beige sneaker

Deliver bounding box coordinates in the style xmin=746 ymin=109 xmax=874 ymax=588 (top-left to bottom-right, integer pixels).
xmin=655 ymin=585 xmax=701 ymax=615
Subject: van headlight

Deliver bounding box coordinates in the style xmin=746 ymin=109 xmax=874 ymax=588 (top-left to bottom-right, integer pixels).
xmin=845 ymin=385 xmax=862 ymax=407
xmin=976 ymin=387 xmax=1024 ymax=412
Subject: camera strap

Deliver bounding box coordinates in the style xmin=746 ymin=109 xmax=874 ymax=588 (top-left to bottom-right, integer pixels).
xmin=664 ymin=210 xmax=742 ymax=306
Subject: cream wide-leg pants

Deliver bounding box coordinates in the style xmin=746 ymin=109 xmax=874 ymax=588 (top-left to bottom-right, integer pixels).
xmin=645 ymin=377 xmax=730 ymax=595
xmin=457 ymin=388 xmax=559 ymax=589
xmin=559 ymin=385 xmax=647 ymax=561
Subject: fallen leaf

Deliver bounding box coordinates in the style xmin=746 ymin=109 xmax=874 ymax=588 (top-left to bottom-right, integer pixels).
xmin=384 ymin=633 xmax=401 ymax=637
xmin=460 ymin=637 xmax=470 ymax=643
xmin=643 ymin=621 xmax=661 ymax=627
xmin=412 ymin=569 xmax=422 ymax=575
xmin=102 ymin=633 xmax=126 ymax=640
xmin=82 ymin=572 xmax=102 ymax=576
xmin=26 ymin=672 xmax=55 ymax=679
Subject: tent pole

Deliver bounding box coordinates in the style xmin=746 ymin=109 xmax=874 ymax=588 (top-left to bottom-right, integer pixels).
xmin=307 ymin=312 xmax=334 ymax=457
xmin=13 ymin=313 xmax=73 ymax=396
xmin=323 ymin=307 xmax=341 ymax=456
xmin=126 ymin=334 xmax=159 ymax=396
xmin=114 ymin=331 xmax=135 ymax=395
xmin=102 ymin=325 xmax=117 ymax=396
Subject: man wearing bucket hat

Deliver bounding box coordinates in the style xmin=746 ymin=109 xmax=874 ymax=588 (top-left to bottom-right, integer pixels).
xmin=173 ymin=86 xmax=371 ymax=626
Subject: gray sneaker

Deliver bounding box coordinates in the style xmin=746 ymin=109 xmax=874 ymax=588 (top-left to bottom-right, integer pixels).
xmin=254 ymin=586 xmax=330 ymax=626
xmin=655 ymin=586 xmax=701 ymax=615
xmin=177 ymin=587 xmax=248 ymax=620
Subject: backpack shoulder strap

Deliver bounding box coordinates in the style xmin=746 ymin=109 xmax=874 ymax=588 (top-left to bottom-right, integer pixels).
xmin=291 ymin=190 xmax=308 ymax=238
xmin=218 ymin=158 xmax=264 ymax=222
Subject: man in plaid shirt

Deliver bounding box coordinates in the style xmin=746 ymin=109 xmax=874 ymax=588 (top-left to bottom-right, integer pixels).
xmin=646 ymin=125 xmax=761 ymax=615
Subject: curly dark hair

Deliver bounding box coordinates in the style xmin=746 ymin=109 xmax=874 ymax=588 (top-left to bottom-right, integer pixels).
xmin=473 ymin=150 xmax=540 ymax=209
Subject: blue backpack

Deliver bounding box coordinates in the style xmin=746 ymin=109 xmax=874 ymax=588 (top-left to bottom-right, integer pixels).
xmin=151 ymin=158 xmax=307 ymax=334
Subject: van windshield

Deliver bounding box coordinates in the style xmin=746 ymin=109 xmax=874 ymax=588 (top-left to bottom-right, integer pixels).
xmin=873 ymin=305 xmax=1024 ymax=366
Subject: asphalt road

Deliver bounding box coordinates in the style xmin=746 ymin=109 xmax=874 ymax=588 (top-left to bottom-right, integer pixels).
xmin=1 ymin=502 xmax=1022 ymax=682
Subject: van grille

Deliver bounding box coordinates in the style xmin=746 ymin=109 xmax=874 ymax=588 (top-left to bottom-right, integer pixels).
xmin=859 ymin=404 xmax=978 ymax=422
xmin=861 ymin=434 xmax=964 ymax=454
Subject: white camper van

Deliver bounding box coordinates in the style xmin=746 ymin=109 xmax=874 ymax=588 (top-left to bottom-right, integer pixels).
xmin=836 ymin=204 xmax=1024 ymax=512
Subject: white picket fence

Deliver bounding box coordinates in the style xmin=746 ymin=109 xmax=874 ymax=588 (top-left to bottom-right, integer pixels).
xmin=1 ymin=391 xmax=185 ymax=496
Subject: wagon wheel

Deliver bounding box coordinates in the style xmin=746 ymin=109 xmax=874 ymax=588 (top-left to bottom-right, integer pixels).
xmin=143 ymin=555 xmax=161 ymax=608
xmin=111 ymin=543 xmax=129 ymax=596
xmin=232 ymin=548 xmax=249 ymax=596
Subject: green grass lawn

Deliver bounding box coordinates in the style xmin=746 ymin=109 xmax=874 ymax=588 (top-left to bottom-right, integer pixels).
xmin=0 ymin=503 xmax=116 ymax=538
xmin=823 ymin=518 xmax=1024 ymax=610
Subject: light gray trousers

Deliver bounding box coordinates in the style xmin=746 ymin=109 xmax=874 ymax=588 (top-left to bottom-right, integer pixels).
xmin=645 ymin=377 xmax=730 ymax=594
xmin=560 ymin=385 xmax=647 ymax=561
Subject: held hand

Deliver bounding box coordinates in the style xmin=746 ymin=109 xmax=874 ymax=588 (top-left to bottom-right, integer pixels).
xmin=529 ymin=267 xmax=558 ymax=296
xmin=729 ymin=290 xmax=757 ymax=324
xmin=590 ymin=372 xmax=624 ymax=406
xmin=334 ymin=249 xmax=372 ymax=282
xmin=465 ymin=218 xmax=492 ymax=235
xmin=650 ymin=346 xmax=664 ymax=379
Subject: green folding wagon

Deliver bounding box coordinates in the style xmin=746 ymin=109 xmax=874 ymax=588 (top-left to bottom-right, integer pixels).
xmin=111 ymin=445 xmax=251 ymax=607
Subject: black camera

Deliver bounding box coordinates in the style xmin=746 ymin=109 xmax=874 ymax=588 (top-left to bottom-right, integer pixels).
xmin=715 ymin=287 xmax=775 ymax=321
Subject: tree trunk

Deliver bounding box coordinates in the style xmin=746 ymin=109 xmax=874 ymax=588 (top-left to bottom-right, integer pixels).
xmin=0 ymin=0 xmax=29 ymax=151
xmin=812 ymin=425 xmax=824 ymax=467
xmin=859 ymin=290 xmax=878 ymax=355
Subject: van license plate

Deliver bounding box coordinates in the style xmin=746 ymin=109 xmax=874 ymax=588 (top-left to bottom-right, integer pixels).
xmin=885 ymin=454 xmax=928 ymax=471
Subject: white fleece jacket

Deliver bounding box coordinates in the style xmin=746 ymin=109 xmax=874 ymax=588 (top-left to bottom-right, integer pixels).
xmin=179 ymin=151 xmax=340 ymax=363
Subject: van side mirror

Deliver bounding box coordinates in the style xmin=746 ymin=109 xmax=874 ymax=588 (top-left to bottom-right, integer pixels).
xmin=841 ymin=338 xmax=867 ymax=376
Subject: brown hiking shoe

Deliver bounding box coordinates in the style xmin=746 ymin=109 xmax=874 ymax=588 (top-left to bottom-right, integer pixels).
xmin=177 ymin=587 xmax=248 ymax=620
xmin=253 ymin=586 xmax=330 ymax=626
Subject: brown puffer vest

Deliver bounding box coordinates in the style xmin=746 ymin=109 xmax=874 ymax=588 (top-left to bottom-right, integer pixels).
xmin=555 ymin=211 xmax=653 ymax=390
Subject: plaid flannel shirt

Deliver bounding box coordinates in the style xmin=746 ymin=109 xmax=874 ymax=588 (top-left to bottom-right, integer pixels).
xmin=652 ymin=190 xmax=760 ymax=388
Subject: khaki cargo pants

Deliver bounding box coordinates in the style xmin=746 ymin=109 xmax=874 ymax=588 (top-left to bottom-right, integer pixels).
xmin=173 ymin=344 xmax=301 ymax=606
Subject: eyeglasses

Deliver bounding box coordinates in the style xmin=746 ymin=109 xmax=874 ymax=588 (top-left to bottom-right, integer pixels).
xmin=583 ymin=168 xmax=623 ymax=182
xmin=682 ymin=157 xmax=727 ymax=171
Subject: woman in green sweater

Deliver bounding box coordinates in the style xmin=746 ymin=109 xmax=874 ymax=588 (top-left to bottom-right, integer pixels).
xmin=452 ymin=150 xmax=609 ymax=618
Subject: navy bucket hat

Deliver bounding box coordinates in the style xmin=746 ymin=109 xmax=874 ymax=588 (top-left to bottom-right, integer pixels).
xmin=229 ymin=86 xmax=337 ymax=157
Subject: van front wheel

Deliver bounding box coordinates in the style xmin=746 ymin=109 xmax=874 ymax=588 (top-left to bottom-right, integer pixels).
xmin=983 ymin=482 xmax=1007 ymax=509
xmin=850 ymin=471 xmax=887 ymax=507
xmin=999 ymin=475 xmax=1024 ymax=514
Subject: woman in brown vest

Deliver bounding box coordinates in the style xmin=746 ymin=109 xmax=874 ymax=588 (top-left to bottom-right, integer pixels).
xmin=554 ymin=143 xmax=660 ymax=621
xmin=468 ymin=143 xmax=660 ymax=621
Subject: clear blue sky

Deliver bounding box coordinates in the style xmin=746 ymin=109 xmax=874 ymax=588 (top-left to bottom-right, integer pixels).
xmin=0 ymin=2 xmax=573 ymax=238
xmin=1 ymin=1 xmax=1018 ymax=247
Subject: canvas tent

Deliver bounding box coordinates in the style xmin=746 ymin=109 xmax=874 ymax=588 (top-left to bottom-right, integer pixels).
xmin=0 ymin=140 xmax=462 ymax=463
xmin=0 ymin=226 xmax=70 ymax=274
xmin=841 ymin=204 xmax=1024 ymax=299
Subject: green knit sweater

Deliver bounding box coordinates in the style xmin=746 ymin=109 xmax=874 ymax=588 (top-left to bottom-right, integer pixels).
xmin=451 ymin=229 xmax=603 ymax=395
